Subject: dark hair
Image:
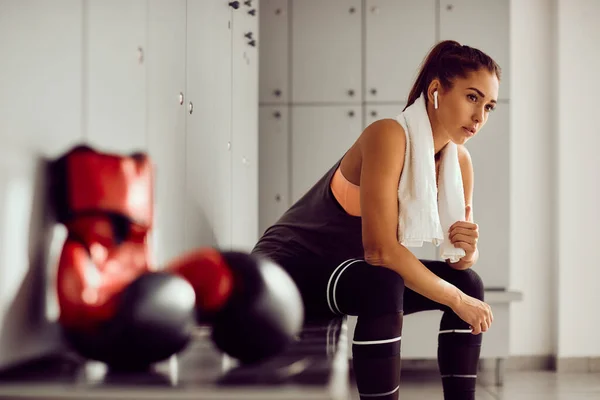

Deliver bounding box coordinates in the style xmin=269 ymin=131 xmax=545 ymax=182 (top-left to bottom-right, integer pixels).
xmin=404 ymin=40 xmax=501 ymax=111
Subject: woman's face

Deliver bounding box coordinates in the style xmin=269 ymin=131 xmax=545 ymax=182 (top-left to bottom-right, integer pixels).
xmin=436 ymin=69 xmax=499 ymax=145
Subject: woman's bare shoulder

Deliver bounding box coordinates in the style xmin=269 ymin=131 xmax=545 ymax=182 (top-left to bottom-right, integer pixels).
xmin=358 ymin=118 xmax=406 ymax=153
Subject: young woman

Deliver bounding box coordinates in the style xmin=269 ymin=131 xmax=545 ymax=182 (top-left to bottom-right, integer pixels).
xmin=252 ymin=40 xmax=500 ymax=400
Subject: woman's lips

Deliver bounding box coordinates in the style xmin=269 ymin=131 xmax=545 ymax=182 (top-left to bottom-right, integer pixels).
xmin=462 ymin=127 xmax=475 ymax=136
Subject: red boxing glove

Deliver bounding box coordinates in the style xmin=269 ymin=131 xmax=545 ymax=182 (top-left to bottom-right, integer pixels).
xmin=51 ymin=145 xmax=154 ymax=331
xmin=166 ymin=247 xmax=233 ymax=319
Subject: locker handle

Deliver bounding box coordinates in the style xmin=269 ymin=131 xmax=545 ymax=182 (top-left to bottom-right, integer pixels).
xmin=244 ymin=0 xmax=252 ymax=6
xmin=275 ymin=194 xmax=282 ymax=202
xmin=137 ymin=46 xmax=144 ymax=64
xmin=273 ymin=111 xmax=281 ymax=119
xmin=347 ymin=89 xmax=355 ymax=97
xmin=248 ymin=40 xmax=256 ymax=47
xmin=248 ymin=9 xmax=256 ymax=16
xmin=188 ymin=101 xmax=194 ymax=115
xmin=370 ymin=88 xmax=377 ymax=96
xmin=348 ymin=110 xmax=355 ymax=118
xmin=229 ymin=1 xmax=240 ymax=9
xmin=273 ymin=89 xmax=282 ymax=97
xmin=179 ymin=92 xmax=184 ymax=105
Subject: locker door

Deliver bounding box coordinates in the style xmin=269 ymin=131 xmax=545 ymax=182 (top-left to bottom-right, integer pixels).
xmin=185 ymin=1 xmax=233 ymax=250
xmin=365 ymin=0 xmax=436 ymax=103
xmin=146 ymin=0 xmax=187 ymax=265
xmin=85 ymin=0 xmax=148 ymax=153
xmin=439 ymin=0 xmax=510 ymax=100
xmin=291 ymin=0 xmax=362 ymax=104
xmin=363 ymin=103 xmax=404 ymax=128
xmin=291 ymin=105 xmax=362 ymax=202
xmin=0 ymin=0 xmax=83 ymax=157
xmin=363 ymin=103 xmax=439 ymax=261
xmin=465 ymin=103 xmax=509 ymax=289
xmin=259 ymin=106 xmax=290 ymax=234
xmin=231 ymin=0 xmax=260 ymax=252
xmin=259 ymin=0 xmax=289 ymax=104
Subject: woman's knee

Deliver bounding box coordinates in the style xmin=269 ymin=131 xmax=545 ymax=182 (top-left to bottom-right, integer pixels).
xmin=453 ymin=268 xmax=484 ymax=300
xmin=368 ymin=267 xmax=405 ymax=313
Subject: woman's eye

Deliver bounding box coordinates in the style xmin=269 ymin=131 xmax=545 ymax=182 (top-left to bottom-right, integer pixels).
xmin=486 ymin=105 xmax=496 ymax=112
xmin=468 ymin=94 xmax=477 ymax=101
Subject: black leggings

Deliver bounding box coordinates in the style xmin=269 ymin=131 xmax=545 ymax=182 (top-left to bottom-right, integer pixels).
xmin=279 ymin=257 xmax=485 ymax=400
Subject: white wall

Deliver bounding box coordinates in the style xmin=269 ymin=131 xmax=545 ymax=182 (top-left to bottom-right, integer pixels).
xmin=510 ymin=0 xmax=600 ymax=359
xmin=508 ymin=0 xmax=555 ymax=357
xmin=556 ymin=0 xmax=600 ymax=358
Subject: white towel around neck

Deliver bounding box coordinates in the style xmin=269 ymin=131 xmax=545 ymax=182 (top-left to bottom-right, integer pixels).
xmin=394 ymin=93 xmax=467 ymax=263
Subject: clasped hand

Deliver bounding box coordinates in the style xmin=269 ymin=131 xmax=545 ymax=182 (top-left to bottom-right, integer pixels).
xmin=448 ymin=205 xmax=478 ymax=262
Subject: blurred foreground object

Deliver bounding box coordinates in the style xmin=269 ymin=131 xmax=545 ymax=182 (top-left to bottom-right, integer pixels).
xmin=50 ymin=145 xmax=303 ymax=368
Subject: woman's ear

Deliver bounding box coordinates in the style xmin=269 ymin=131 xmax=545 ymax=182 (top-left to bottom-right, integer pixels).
xmin=427 ymin=80 xmax=441 ymax=108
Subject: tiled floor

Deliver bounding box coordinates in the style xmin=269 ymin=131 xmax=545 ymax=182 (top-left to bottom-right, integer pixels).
xmin=0 ymin=317 xmax=598 ymax=399
xmin=349 ymin=369 xmax=600 ymax=399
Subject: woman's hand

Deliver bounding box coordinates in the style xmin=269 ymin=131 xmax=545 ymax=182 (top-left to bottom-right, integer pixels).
xmin=451 ymin=291 xmax=493 ymax=335
xmin=449 ymin=205 xmax=478 ymax=262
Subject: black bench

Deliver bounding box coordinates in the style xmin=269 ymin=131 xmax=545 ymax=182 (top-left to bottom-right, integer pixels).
xmin=0 ymin=317 xmax=350 ymax=400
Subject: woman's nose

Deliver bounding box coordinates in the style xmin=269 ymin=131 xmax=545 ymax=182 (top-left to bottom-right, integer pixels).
xmin=473 ymin=108 xmax=484 ymax=123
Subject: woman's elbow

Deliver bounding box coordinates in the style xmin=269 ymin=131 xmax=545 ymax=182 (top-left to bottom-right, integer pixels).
xmin=363 ymin=246 xmax=391 ymax=266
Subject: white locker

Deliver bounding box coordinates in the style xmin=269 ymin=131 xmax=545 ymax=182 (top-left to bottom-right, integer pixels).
xmin=363 ymin=103 xmax=439 ymax=261
xmin=439 ymin=0 xmax=510 ymax=101
xmin=364 ymin=0 xmax=436 ymax=103
xmin=146 ymin=0 xmax=187 ymax=266
xmin=259 ymin=0 xmax=289 ymax=104
xmin=291 ymin=105 xmax=362 ymax=202
xmin=85 ymin=0 xmax=148 ymax=153
xmin=185 ymin=1 xmax=233 ymax=251
xmin=363 ymin=103 xmax=404 ymax=127
xmin=0 ymin=0 xmax=83 ymax=157
xmin=231 ymin=0 xmax=260 ymax=252
xmin=291 ymin=0 xmax=362 ymax=104
xmin=259 ymin=106 xmax=290 ymax=234
xmin=465 ymin=102 xmax=510 ymax=289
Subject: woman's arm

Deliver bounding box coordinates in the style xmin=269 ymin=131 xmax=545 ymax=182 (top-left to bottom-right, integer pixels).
xmin=358 ymin=119 xmax=461 ymax=309
xmin=446 ymin=145 xmax=479 ymax=270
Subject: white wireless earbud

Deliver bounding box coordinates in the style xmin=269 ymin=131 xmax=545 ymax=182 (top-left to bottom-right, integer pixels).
xmin=434 ymin=91 xmax=439 ymax=109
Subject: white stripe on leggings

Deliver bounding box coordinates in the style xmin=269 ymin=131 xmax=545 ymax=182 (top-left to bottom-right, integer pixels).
xmin=326 ymin=258 xmax=356 ymax=314
xmin=332 ymin=259 xmax=362 ymax=314
xmin=352 ymin=336 xmax=401 ymax=345
xmin=326 ymin=258 xmax=361 ymax=314
xmin=439 ymin=329 xmax=473 ymax=334
xmin=441 ymin=374 xmax=477 ymax=379
xmin=359 ymin=386 xmax=400 ymax=397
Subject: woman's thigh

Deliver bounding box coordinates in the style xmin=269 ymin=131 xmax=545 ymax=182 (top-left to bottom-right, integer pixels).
xmin=326 ymin=258 xmax=483 ymax=318
xmin=271 ymin=255 xmax=482 ymax=320
xmin=331 ymin=259 xmax=405 ymax=317
xmin=274 ymin=256 xmax=405 ymax=320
